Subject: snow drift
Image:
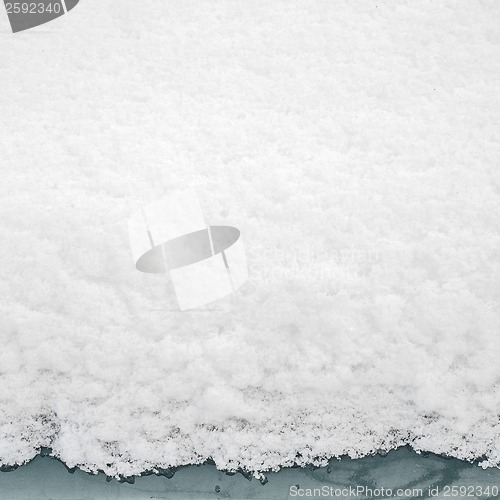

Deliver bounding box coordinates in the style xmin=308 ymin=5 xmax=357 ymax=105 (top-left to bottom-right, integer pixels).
xmin=0 ymin=0 xmax=499 ymax=477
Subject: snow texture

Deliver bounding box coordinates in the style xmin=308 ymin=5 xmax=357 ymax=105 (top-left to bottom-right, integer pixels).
xmin=0 ymin=0 xmax=499 ymax=477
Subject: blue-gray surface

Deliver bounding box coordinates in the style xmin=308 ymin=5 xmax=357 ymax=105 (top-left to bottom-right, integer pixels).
xmin=0 ymin=448 xmax=499 ymax=500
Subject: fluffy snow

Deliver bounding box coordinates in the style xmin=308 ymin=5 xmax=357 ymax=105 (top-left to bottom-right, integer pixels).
xmin=0 ymin=0 xmax=499 ymax=477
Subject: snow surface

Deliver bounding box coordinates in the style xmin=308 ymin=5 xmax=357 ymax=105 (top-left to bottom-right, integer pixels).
xmin=0 ymin=0 xmax=499 ymax=477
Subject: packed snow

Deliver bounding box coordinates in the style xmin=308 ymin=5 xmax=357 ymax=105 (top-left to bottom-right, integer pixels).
xmin=0 ymin=0 xmax=499 ymax=477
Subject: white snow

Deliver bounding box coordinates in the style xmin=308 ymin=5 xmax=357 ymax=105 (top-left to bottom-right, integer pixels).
xmin=0 ymin=0 xmax=499 ymax=477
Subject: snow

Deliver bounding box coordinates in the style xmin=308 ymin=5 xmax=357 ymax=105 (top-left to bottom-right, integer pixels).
xmin=0 ymin=0 xmax=499 ymax=477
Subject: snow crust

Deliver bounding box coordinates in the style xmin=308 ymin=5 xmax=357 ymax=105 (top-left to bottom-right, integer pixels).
xmin=0 ymin=0 xmax=499 ymax=477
